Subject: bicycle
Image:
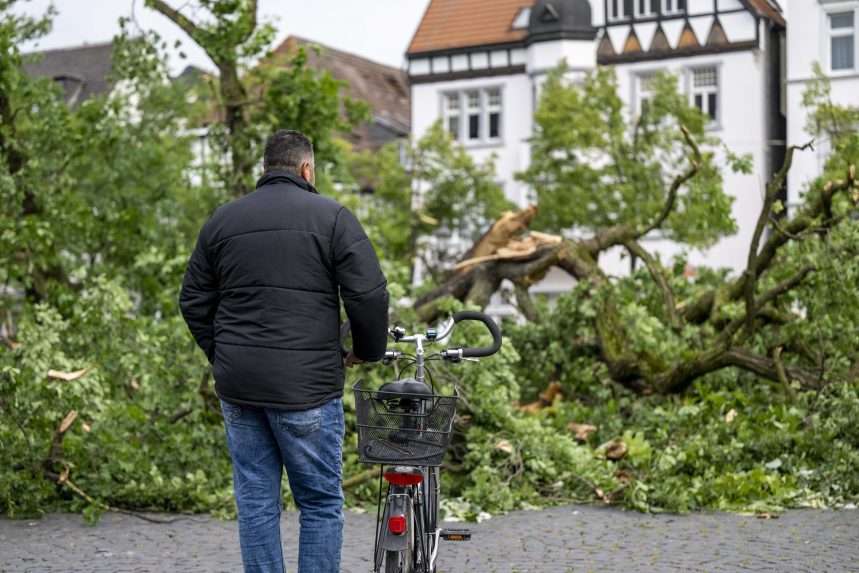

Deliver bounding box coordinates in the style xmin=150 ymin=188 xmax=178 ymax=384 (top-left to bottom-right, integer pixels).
xmin=340 ymin=311 xmax=502 ymax=573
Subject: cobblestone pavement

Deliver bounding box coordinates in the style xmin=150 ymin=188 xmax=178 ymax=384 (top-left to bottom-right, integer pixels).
xmin=1 ymin=506 xmax=856 ymax=572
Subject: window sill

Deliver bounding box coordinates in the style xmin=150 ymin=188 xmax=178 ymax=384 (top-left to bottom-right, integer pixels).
xmin=462 ymin=139 xmax=505 ymax=150
xmin=828 ymin=68 xmax=859 ymax=78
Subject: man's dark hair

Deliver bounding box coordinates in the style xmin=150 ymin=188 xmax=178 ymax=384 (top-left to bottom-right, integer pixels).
xmin=264 ymin=129 xmax=314 ymax=174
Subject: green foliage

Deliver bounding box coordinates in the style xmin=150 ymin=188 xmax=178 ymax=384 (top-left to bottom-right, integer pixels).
xmin=0 ymin=286 xmax=234 ymax=518
xmin=411 ymin=122 xmax=512 ymax=243
xmin=518 ymin=65 xmax=739 ymax=246
xmin=0 ymin=1 xmax=231 ymax=518
xmin=503 ymin=218 xmax=858 ymax=511
xmin=244 ymin=42 xmax=371 ymax=194
xmin=801 ymin=62 xmax=859 ymax=181
xmin=345 ymin=122 xmax=512 ymax=280
xmin=1 ymin=4 xmax=856 ymax=523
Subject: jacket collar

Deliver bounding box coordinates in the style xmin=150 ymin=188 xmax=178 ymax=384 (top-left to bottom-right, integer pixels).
xmin=255 ymin=169 xmax=319 ymax=194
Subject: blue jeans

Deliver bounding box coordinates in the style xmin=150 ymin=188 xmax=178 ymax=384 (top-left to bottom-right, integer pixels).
xmin=220 ymin=397 xmax=345 ymax=573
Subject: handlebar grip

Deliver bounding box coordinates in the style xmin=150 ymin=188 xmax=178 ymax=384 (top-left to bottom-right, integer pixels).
xmin=340 ymin=321 xmax=351 ymax=358
xmin=452 ymin=311 xmax=502 ymax=358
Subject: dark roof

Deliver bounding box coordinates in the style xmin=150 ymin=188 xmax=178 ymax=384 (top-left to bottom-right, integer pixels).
xmin=23 ymin=41 xmax=115 ymax=107
xmin=528 ymin=0 xmax=597 ymax=43
xmin=271 ymin=36 xmax=410 ymax=152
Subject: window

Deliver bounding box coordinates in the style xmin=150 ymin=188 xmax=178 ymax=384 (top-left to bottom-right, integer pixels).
xmin=636 ymin=72 xmax=658 ymax=118
xmin=636 ymin=0 xmax=655 ymax=18
xmin=442 ymin=87 xmax=503 ymax=144
xmin=608 ymin=0 xmax=631 ymax=22
xmin=512 ymin=6 xmax=531 ymax=29
xmin=487 ymin=88 xmax=502 ymax=139
xmin=443 ymin=92 xmax=460 ymax=141
xmin=466 ymin=91 xmax=480 ymax=140
xmin=829 ymin=11 xmax=856 ymax=71
xmin=691 ymin=67 xmax=719 ymax=124
xmin=662 ymin=0 xmax=686 ymax=15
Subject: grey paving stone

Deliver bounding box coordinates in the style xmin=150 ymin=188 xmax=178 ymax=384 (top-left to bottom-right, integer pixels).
xmin=0 ymin=506 xmax=856 ymax=572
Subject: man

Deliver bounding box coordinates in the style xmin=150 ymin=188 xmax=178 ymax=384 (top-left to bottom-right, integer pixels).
xmin=179 ymin=129 xmax=388 ymax=573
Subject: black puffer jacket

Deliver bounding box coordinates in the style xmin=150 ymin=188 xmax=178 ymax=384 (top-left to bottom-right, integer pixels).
xmin=179 ymin=170 xmax=389 ymax=410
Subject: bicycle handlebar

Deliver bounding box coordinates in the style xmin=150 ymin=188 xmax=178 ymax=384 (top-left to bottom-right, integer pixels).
xmin=339 ymin=310 xmax=502 ymax=361
xmin=450 ymin=311 xmax=502 ymax=358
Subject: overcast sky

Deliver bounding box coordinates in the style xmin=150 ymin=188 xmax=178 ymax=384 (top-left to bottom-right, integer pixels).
xmin=15 ymin=0 xmax=431 ymax=74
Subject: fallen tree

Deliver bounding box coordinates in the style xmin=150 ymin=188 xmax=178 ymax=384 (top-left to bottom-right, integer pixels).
xmin=414 ymin=65 xmax=858 ymax=396
xmin=415 ymin=144 xmax=857 ymax=395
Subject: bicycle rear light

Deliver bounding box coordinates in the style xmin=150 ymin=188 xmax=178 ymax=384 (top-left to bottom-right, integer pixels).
xmin=388 ymin=514 xmax=407 ymax=535
xmin=384 ymin=472 xmax=424 ymax=486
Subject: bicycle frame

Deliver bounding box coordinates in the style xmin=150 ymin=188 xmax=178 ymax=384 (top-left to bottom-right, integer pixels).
xmin=346 ymin=312 xmax=501 ymax=573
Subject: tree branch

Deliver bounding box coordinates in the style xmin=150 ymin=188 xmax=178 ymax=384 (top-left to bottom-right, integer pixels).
xmin=636 ymin=125 xmax=702 ymax=238
xmin=773 ymin=346 xmax=797 ymax=403
xmin=717 ymin=265 xmax=815 ymax=346
xmin=742 ymin=141 xmax=815 ymax=335
xmin=168 ymin=406 xmax=194 ymax=424
xmin=680 ymin=164 xmax=856 ymax=324
xmin=241 ymin=0 xmax=259 ymax=44
xmin=455 ymin=206 xmax=539 ymax=273
xmin=145 ymin=1 xmax=212 ymax=61
xmin=722 ymin=347 xmax=818 ymax=390
xmin=624 ymin=239 xmax=682 ymax=331
xmin=513 ymin=280 xmax=542 ymax=323
xmin=43 ymin=410 xmax=77 ymax=475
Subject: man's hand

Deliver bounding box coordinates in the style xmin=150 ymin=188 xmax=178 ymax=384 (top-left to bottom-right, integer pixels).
xmin=345 ymin=348 xmax=366 ymax=368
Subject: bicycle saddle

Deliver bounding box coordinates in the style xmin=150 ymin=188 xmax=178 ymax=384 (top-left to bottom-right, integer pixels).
xmin=377 ymin=377 xmax=432 ymax=398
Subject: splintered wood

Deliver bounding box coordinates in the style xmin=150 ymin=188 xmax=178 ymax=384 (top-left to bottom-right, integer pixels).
xmin=454 ymin=206 xmax=561 ymax=272
xmin=47 ymin=366 xmax=94 ymax=382
xmin=515 ymin=381 xmax=563 ymax=413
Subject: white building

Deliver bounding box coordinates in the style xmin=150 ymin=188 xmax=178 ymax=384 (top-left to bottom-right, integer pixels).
xmin=406 ymin=0 xmax=786 ymax=297
xmin=786 ymin=0 xmax=859 ymax=208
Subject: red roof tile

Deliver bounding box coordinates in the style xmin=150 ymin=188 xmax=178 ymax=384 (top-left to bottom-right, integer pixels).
xmin=407 ymin=0 xmax=532 ymax=55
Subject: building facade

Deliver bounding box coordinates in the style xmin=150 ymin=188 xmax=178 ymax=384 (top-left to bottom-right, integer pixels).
xmin=786 ymin=0 xmax=859 ymax=208
xmin=407 ymin=0 xmax=786 ymax=295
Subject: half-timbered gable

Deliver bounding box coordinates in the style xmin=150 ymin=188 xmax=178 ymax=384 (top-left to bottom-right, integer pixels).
xmin=594 ymin=0 xmax=783 ymax=63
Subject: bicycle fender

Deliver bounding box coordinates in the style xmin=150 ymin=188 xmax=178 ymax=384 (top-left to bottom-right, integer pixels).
xmin=380 ymin=490 xmax=410 ymax=552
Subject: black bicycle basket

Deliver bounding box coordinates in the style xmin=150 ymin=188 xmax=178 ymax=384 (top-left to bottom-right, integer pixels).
xmin=352 ymin=378 xmax=458 ymax=467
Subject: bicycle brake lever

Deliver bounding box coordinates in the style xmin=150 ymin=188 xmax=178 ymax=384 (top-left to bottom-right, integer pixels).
xmin=462 ymin=357 xmax=480 ymax=362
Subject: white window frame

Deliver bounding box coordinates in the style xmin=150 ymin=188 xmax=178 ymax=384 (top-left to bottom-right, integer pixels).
xmin=633 ymin=70 xmax=661 ymax=119
xmin=635 ymin=0 xmax=656 ymax=18
xmin=823 ymin=4 xmax=858 ymax=74
xmin=662 ymin=0 xmax=686 ymax=16
xmin=442 ymin=92 xmax=462 ymax=142
xmin=607 ymin=0 xmax=630 ymax=22
xmin=485 ymin=87 xmax=503 ymax=142
xmin=440 ymin=86 xmax=504 ymax=146
xmin=687 ymin=65 xmax=721 ymax=129
xmin=464 ymin=90 xmax=482 ymax=142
